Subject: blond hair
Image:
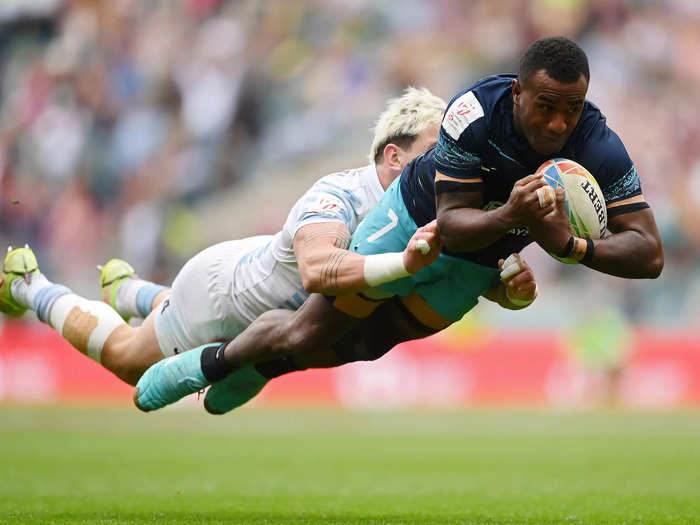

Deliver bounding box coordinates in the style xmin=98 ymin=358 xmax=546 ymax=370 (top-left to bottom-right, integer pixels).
xmin=368 ymin=86 xmax=446 ymax=164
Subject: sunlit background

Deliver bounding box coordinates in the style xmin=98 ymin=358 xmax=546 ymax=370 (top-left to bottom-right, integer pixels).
xmin=1 ymin=0 xmax=699 ymax=408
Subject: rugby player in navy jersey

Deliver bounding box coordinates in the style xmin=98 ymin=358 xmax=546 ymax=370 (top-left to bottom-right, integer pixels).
xmin=134 ymin=36 xmax=662 ymax=413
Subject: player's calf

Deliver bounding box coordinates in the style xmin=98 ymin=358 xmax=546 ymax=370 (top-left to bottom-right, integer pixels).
xmin=100 ymin=312 xmax=169 ymax=385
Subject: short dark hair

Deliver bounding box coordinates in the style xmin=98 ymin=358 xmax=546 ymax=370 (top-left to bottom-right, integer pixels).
xmin=519 ymin=36 xmax=589 ymax=85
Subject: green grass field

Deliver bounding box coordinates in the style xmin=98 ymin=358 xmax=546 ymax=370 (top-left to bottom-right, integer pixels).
xmin=1 ymin=406 xmax=699 ymax=524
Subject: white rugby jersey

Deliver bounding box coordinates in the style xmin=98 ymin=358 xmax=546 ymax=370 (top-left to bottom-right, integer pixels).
xmin=229 ymin=164 xmax=385 ymax=324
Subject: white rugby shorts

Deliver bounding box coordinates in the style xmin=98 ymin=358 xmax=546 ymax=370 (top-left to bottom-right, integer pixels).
xmin=153 ymin=237 xmax=271 ymax=356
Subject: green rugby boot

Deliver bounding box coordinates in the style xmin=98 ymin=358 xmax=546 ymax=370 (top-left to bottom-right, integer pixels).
xmin=0 ymin=245 xmax=40 ymax=317
xmin=134 ymin=343 xmax=216 ymax=412
xmin=99 ymin=258 xmax=136 ymax=321
xmin=203 ymin=366 xmax=269 ymax=415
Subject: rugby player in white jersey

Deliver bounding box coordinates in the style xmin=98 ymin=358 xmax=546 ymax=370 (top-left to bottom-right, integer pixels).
xmin=0 ymin=87 xmax=448 ymax=391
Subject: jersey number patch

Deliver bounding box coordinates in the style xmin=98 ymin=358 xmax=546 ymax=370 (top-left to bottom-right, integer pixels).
xmin=367 ymin=209 xmax=398 ymax=243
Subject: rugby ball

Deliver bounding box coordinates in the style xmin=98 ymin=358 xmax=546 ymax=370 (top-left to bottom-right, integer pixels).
xmin=536 ymin=158 xmax=607 ymax=263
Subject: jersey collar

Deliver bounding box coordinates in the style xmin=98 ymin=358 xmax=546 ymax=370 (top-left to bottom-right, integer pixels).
xmin=364 ymin=163 xmax=386 ymax=201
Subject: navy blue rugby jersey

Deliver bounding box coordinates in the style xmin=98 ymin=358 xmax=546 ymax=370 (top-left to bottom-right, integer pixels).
xmin=399 ymin=74 xmax=644 ymax=268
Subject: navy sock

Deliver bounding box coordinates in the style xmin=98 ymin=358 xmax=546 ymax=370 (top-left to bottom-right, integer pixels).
xmin=200 ymin=342 xmax=236 ymax=382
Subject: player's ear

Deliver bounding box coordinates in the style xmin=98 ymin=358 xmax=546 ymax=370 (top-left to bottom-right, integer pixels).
xmin=512 ymin=78 xmax=521 ymax=106
xmin=382 ymin=143 xmax=401 ymax=171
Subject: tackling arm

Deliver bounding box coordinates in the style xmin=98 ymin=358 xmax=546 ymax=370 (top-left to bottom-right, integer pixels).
xmin=294 ymin=220 xmax=440 ymax=295
xmin=293 ymin=222 xmax=365 ymax=294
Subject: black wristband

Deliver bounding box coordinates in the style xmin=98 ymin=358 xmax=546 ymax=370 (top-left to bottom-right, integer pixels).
xmin=558 ymin=236 xmax=575 ymax=259
xmin=581 ymin=237 xmax=595 ymax=264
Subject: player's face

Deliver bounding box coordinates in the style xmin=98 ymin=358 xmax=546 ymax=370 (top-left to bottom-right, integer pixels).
xmin=396 ymin=123 xmax=440 ymax=168
xmin=512 ymin=70 xmax=588 ymax=156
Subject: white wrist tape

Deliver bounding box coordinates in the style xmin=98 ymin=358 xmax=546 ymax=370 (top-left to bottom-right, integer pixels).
xmin=506 ymin=284 xmax=538 ymax=306
xmin=363 ymin=252 xmax=410 ymax=287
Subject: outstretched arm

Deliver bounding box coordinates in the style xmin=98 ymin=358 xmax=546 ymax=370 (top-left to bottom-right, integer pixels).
xmin=293 ymin=220 xmax=440 ymax=295
xmin=528 ymin=190 xmax=663 ymax=279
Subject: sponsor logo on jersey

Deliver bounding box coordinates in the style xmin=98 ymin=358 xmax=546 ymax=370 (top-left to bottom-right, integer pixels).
xmin=304 ymin=196 xmax=342 ymax=216
xmin=319 ymin=198 xmax=340 ymax=211
xmin=442 ymin=91 xmax=485 ymax=140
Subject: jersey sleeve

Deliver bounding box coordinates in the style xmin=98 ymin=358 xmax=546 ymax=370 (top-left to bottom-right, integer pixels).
xmin=433 ymin=90 xmax=486 ymax=182
xmin=578 ymin=119 xmax=647 ymax=218
xmin=286 ymin=180 xmax=361 ymax=238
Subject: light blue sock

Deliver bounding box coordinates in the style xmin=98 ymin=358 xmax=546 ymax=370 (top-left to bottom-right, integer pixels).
xmin=33 ymin=284 xmax=73 ymax=323
xmin=135 ymin=284 xmax=168 ymax=318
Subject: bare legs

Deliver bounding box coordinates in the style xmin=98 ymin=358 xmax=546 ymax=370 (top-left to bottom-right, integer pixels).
xmin=100 ymin=310 xmax=167 ymax=385
xmin=221 ymin=293 xmax=436 ymax=372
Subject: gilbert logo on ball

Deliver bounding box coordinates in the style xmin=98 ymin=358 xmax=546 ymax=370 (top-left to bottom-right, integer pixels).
xmin=535 ymin=158 xmax=608 ymax=263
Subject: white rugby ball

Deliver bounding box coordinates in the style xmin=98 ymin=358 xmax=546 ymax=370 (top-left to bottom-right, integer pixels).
xmin=535 ymin=158 xmax=607 ymax=263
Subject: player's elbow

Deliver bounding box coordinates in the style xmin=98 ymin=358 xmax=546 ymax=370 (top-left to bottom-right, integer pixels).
xmin=643 ymin=243 xmax=664 ymax=279
xmin=301 ymin=275 xmax=324 ymax=294
xmin=436 ymin=215 xmax=461 ymax=250
xmin=298 ymin=263 xmax=324 ymax=294
xmin=630 ymin=236 xmax=664 ymax=279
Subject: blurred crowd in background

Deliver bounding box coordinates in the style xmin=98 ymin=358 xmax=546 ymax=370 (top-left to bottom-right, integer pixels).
xmin=1 ymin=0 xmax=699 ymax=330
